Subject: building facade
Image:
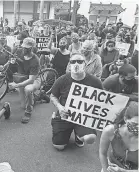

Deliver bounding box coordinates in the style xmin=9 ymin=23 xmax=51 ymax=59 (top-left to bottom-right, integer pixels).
xmin=0 ymin=0 xmax=62 ymax=27
xmin=88 ymin=2 xmax=125 ymax=25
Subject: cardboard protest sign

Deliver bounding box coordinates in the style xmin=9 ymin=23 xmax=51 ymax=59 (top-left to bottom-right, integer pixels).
xmin=116 ymin=42 xmax=130 ymax=56
xmin=64 ymin=83 xmax=129 ymax=131
xmin=36 ymin=37 xmax=51 ymax=51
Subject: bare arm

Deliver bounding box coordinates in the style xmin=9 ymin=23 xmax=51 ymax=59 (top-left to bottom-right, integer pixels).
xmin=99 ymin=125 xmax=114 ymax=172
xmin=50 ymin=93 xmax=62 ymax=110
xmin=50 ymin=93 xmax=68 ymax=118
xmin=17 ymin=75 xmax=37 ymax=87
xmin=48 ymin=34 xmax=58 ymax=55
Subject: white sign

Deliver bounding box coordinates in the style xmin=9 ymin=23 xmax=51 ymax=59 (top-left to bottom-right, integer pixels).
xmin=116 ymin=42 xmax=130 ymax=56
xmin=6 ymin=35 xmax=17 ymax=50
xmin=64 ymin=83 xmax=129 ymax=131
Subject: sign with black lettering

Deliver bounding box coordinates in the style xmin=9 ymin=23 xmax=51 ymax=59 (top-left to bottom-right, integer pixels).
xmin=36 ymin=37 xmax=50 ymax=51
xmin=64 ymin=83 xmax=129 ymax=131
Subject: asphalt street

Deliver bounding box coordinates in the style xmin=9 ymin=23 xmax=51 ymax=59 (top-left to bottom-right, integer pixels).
xmin=0 ymin=91 xmax=102 ymax=172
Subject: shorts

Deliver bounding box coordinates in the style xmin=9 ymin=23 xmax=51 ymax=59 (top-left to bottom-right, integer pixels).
xmin=51 ymin=115 xmax=97 ymax=145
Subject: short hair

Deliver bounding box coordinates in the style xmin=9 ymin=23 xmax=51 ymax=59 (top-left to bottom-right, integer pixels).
xmin=106 ymin=40 xmax=116 ymax=46
xmin=59 ymin=37 xmax=67 ymax=44
xmin=118 ymin=64 xmax=136 ymax=76
xmin=71 ymin=33 xmax=79 ymax=39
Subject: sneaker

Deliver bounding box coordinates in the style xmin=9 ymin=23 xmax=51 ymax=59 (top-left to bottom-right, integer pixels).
xmin=21 ymin=112 xmax=31 ymax=124
xmin=3 ymin=102 xmax=11 ymax=119
xmin=75 ymin=135 xmax=84 ymax=147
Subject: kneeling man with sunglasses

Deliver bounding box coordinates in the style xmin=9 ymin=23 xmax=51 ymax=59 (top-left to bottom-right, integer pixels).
xmin=50 ymin=54 xmax=103 ymax=150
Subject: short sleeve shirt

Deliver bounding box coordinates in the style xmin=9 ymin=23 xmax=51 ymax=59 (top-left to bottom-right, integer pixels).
xmin=15 ymin=48 xmax=40 ymax=76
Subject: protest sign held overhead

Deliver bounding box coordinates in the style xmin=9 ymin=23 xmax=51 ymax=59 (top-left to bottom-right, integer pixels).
xmin=116 ymin=42 xmax=130 ymax=56
xmin=35 ymin=24 xmax=51 ymax=51
xmin=36 ymin=37 xmax=51 ymax=51
xmin=64 ymin=83 xmax=129 ymax=131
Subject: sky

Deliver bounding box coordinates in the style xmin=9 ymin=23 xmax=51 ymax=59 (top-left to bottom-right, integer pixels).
xmin=64 ymin=0 xmax=139 ymax=26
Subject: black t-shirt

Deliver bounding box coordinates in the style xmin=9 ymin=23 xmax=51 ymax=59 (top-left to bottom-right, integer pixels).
xmin=15 ymin=48 xmax=40 ymax=76
xmin=52 ymin=73 xmax=103 ymax=106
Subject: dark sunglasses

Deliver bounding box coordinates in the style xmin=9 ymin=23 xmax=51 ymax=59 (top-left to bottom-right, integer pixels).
xmin=107 ymin=45 xmax=114 ymax=47
xmin=70 ymin=60 xmax=84 ymax=64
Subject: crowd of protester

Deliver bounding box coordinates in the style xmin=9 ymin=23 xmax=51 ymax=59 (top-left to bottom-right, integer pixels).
xmin=0 ymin=17 xmax=138 ymax=171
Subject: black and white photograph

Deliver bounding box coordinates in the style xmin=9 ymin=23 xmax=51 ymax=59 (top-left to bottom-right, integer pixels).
xmin=0 ymin=0 xmax=138 ymax=171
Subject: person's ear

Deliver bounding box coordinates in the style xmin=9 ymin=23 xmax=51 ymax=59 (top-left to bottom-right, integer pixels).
xmin=123 ymin=116 xmax=127 ymax=123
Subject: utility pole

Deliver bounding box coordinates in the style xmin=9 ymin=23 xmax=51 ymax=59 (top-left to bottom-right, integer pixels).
xmin=14 ymin=0 xmax=18 ymax=28
xmin=69 ymin=0 xmax=72 ymax=21
xmin=40 ymin=0 xmax=44 ymax=21
xmin=71 ymin=0 xmax=79 ymax=25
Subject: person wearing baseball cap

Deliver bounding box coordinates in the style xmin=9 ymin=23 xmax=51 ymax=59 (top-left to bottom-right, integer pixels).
xmin=9 ymin=37 xmax=41 ymax=124
xmin=21 ymin=37 xmax=36 ymax=49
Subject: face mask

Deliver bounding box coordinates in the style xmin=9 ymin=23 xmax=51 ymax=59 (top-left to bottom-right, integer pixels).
xmin=125 ymin=37 xmax=130 ymax=43
xmin=107 ymin=47 xmax=114 ymax=51
xmin=127 ymin=122 xmax=138 ymax=136
xmin=81 ymin=50 xmax=90 ymax=57
xmin=73 ymin=38 xmax=78 ymax=43
xmin=24 ymin=56 xmax=32 ymax=60
xmin=70 ymin=63 xmax=84 ymax=74
xmin=59 ymin=45 xmax=66 ymax=51
xmin=123 ymin=78 xmax=136 ymax=85
xmin=23 ymin=48 xmax=31 ymax=56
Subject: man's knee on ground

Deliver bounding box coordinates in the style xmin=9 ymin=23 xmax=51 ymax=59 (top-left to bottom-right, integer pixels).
xmin=24 ymin=85 xmax=34 ymax=94
xmin=53 ymin=144 xmax=67 ymax=151
xmin=82 ymin=134 xmax=96 ymax=144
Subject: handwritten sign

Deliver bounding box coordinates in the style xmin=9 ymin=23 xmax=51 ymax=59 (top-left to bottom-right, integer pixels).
xmin=64 ymin=83 xmax=129 ymax=131
xmin=116 ymin=42 xmax=130 ymax=56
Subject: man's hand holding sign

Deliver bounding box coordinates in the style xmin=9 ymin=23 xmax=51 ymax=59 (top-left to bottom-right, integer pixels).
xmin=64 ymin=83 xmax=129 ymax=131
